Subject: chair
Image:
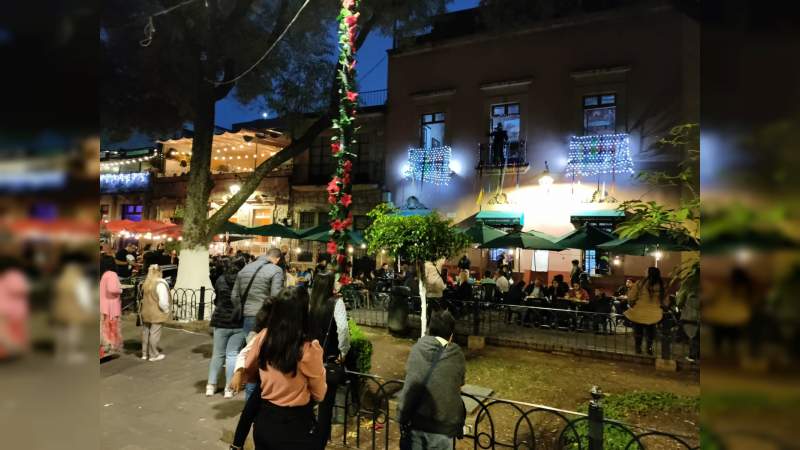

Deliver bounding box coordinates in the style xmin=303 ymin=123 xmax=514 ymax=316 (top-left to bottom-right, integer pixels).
xmin=551 ymin=298 xmax=577 ymax=330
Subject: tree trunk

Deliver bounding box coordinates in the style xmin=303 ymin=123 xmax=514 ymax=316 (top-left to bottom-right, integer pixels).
xmin=417 ymin=261 xmax=427 ymax=338
xmin=174 ymin=51 xmax=217 ymax=301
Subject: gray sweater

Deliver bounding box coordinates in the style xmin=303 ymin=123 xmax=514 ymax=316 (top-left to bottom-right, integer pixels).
xmin=231 ymin=257 xmax=285 ymax=317
xmin=397 ymin=335 xmax=466 ymax=437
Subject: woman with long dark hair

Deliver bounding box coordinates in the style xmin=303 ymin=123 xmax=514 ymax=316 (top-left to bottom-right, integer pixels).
xmin=206 ymin=260 xmax=245 ymax=398
xmin=624 ymin=267 xmax=666 ymax=355
xmin=308 ymin=267 xmax=350 ymax=450
xmin=242 ymin=287 xmax=326 ymax=450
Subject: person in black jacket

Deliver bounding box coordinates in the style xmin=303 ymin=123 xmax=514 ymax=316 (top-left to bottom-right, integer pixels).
xmin=206 ymin=262 xmax=246 ymax=399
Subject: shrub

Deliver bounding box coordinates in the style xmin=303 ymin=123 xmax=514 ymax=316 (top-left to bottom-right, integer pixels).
xmin=346 ymin=319 xmax=373 ymax=374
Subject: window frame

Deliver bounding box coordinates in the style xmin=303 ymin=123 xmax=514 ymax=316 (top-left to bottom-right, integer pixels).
xmin=419 ymin=112 xmax=446 ymax=148
xmin=582 ymin=93 xmax=617 ymax=134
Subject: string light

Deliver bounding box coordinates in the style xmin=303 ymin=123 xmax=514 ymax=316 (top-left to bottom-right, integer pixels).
xmin=566 ymin=133 xmax=634 ymax=178
xmin=100 ymin=172 xmax=150 ymax=193
xmin=404 ymin=145 xmax=453 ymax=186
xmin=100 ymin=150 xmax=158 ymax=168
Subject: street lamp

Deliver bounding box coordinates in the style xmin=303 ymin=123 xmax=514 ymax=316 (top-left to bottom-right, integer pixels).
xmin=538 ymin=160 xmax=554 ymax=190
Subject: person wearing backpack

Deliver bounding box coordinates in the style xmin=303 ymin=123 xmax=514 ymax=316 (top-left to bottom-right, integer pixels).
xmin=206 ymin=260 xmax=246 ymax=398
xmin=397 ymin=311 xmax=466 ymax=450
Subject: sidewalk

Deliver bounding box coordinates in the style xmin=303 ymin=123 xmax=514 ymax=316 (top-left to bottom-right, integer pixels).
xmin=100 ymin=319 xmax=246 ymax=450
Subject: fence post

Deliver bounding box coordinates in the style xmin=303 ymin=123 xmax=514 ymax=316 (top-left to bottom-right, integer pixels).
xmin=198 ymin=286 xmax=206 ymax=321
xmin=588 ymin=386 xmax=604 ymax=450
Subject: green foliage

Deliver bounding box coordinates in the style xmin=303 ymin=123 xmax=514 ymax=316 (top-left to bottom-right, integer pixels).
xmin=346 ymin=319 xmax=373 ymax=374
xmin=364 ymin=203 xmax=470 ymax=264
xmin=565 ymin=391 xmax=699 ymax=450
xmin=172 ymin=204 xmax=185 ymax=219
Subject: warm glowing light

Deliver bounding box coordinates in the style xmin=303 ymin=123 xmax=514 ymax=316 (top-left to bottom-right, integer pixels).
xmin=612 ymin=256 xmax=621 ymax=266
xmin=360 ymin=243 xmax=366 ymax=249
xmin=294 ymin=247 xmax=302 ymax=254
xmin=538 ymin=161 xmax=554 ymax=188
xmin=348 ymin=246 xmax=354 ymax=253
xmin=652 ymin=250 xmax=663 ymax=260
xmin=229 ymin=184 xmax=241 ymax=195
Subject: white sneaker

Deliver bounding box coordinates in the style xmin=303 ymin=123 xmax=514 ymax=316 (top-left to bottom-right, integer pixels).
xmin=223 ymin=388 xmax=234 ymax=399
xmin=141 ymin=355 xmax=148 ymax=360
xmin=149 ymin=354 xmax=166 ymax=362
xmin=206 ymin=385 xmax=216 ymax=397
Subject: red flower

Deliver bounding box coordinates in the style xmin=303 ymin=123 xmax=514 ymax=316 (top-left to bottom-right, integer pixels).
xmin=328 ymin=194 xmax=337 ymax=204
xmin=331 ymin=141 xmax=341 ymax=156
xmin=343 ymin=173 xmax=351 ymax=185
xmin=327 ymin=241 xmax=338 ymax=255
xmin=342 ymin=160 xmax=353 ymax=172
xmin=340 ymin=194 xmax=352 ymax=207
xmin=337 ymin=254 xmax=347 ymax=266
xmin=332 ymin=219 xmax=347 ymax=232
xmin=326 ymin=177 xmax=341 ymax=194
xmin=342 ymin=0 xmax=355 ymax=9
xmin=346 ymin=91 xmax=359 ymax=102
xmin=345 ymin=12 xmax=359 ymax=27
xmin=339 ymin=274 xmax=351 ymax=286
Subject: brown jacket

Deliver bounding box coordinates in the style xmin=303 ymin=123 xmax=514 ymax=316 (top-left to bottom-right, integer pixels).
xmin=52 ymin=265 xmax=94 ymax=325
xmin=140 ymin=280 xmax=171 ymax=324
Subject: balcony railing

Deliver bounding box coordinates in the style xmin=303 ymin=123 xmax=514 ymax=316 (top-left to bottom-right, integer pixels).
xmin=357 ymin=89 xmax=387 ymax=108
xmin=476 ymin=139 xmax=530 ymax=173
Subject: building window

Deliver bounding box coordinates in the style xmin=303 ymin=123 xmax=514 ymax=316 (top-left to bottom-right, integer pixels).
xmin=299 ymin=211 xmax=316 ymax=230
xmin=100 ymin=204 xmax=110 ymax=220
xmin=583 ymin=93 xmax=616 ymax=134
xmin=584 ymin=249 xmax=597 ymax=276
xmin=490 ymin=103 xmax=520 ymax=143
xmin=420 ymin=112 xmax=445 ymax=148
xmin=353 ymin=215 xmax=370 ymax=231
xmin=317 ymin=212 xmax=329 ymax=226
xmin=309 ymin=137 xmax=337 ymax=180
xmin=121 ymin=204 xmax=143 ymax=222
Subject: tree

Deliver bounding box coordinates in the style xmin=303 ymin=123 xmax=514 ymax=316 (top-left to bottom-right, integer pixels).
xmin=616 ymin=123 xmax=700 ymax=304
xmin=365 ymin=204 xmax=470 ymax=336
xmin=101 ymin=0 xmax=448 ymax=293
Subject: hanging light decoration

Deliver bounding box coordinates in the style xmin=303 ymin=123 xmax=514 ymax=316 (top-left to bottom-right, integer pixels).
xmin=404 ymin=145 xmax=453 ymax=186
xmin=566 ymin=133 xmax=634 ymax=178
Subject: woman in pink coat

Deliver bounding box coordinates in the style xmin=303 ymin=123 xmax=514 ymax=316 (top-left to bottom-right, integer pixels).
xmin=99 ymin=270 xmax=123 ymax=358
xmin=0 ymin=268 xmax=29 ymax=360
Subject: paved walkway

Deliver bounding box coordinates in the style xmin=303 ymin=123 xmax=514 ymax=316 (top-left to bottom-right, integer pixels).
xmin=100 ymin=320 xmax=248 ymax=450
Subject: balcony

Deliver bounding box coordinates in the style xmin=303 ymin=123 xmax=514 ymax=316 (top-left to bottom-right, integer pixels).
xmin=475 ymin=140 xmax=530 ymax=175
xmin=357 ymin=89 xmax=387 ymax=108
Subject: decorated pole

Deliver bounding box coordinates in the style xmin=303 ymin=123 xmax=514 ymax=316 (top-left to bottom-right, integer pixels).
xmin=326 ymin=0 xmax=360 ymax=287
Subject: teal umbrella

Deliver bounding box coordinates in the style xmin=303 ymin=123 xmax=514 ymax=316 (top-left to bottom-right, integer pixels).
xmin=249 ymin=223 xmax=300 ymax=239
xmin=702 ymin=229 xmax=799 ymax=254
xmin=460 ymin=223 xmax=507 ymax=245
xmin=598 ymin=229 xmax=699 ymax=255
xmin=556 ymin=224 xmax=617 ymax=250
xmin=480 ymin=230 xmax=563 ymax=251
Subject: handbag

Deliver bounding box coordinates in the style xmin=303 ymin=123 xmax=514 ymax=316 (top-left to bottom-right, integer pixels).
xmin=321 ymin=302 xmax=346 ymax=386
xmin=399 ymin=344 xmax=447 ymax=450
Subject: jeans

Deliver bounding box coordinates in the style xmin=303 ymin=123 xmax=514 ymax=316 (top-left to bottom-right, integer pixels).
xmin=253 ymin=401 xmax=317 ymax=450
xmin=208 ymin=327 xmax=245 ymax=386
xmin=410 ymin=430 xmax=453 ymax=450
xmin=241 ymin=316 xmax=258 ymax=398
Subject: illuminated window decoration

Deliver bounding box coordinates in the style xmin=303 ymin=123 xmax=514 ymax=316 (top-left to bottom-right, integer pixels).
xmin=404 ymin=146 xmax=452 ymax=186
xmin=100 ymin=172 xmax=150 ymax=193
xmin=566 ymin=133 xmax=633 ymax=178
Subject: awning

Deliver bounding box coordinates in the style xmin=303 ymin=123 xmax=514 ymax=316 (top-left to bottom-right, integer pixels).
xmin=476 ymin=210 xmax=524 ymax=227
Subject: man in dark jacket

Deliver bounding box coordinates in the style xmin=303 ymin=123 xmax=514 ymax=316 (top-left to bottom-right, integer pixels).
xmin=398 ymin=311 xmax=466 ymax=449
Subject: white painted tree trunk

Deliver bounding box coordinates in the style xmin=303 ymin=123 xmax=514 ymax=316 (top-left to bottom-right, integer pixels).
xmin=173 ymin=246 xmax=214 ymax=321
xmin=417 ymin=261 xmax=427 ymax=338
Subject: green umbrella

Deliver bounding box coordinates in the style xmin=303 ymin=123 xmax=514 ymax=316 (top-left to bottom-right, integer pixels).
xmin=301 ymin=227 xmax=365 ymax=246
xmin=459 ymin=223 xmax=507 ymax=245
xmin=480 ymin=230 xmax=563 ymax=251
xmin=219 ymin=221 xmax=251 ymax=235
xmin=702 ymin=229 xmax=799 ymax=254
xmin=555 ymin=224 xmax=617 ymax=250
xmin=598 ymin=229 xmax=699 ymax=255
xmin=249 ymin=223 xmax=300 ymax=239
xmin=297 ymin=224 xmax=329 ymax=238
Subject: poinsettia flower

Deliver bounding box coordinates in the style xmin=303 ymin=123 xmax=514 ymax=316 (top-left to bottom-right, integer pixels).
xmin=345 ymin=12 xmax=359 ymax=27
xmin=340 ymin=194 xmax=352 ymax=207
xmin=342 ymin=160 xmax=353 ymax=172
xmin=339 ymin=274 xmax=351 ymax=286
xmin=337 ymin=254 xmax=347 ymax=266
xmin=346 ymin=91 xmax=359 ymax=102
xmin=326 ymin=177 xmax=341 ymax=194
xmin=332 ymin=219 xmax=347 ymax=232
xmin=327 ymin=241 xmax=338 ymax=255
xmin=343 ymin=173 xmax=351 ymax=185
xmin=331 ymin=142 xmax=341 ymax=155
xmin=328 ymin=194 xmax=337 ymax=204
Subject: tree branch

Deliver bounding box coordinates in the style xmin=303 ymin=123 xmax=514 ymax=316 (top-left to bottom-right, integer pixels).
xmin=205 ymin=13 xmax=377 ymax=238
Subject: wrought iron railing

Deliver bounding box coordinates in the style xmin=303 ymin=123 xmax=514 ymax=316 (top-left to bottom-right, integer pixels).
xmin=358 ymin=89 xmax=388 ymax=108
xmin=476 ymin=140 xmax=529 ymax=170
xmin=135 ymin=285 xmax=215 ymax=321
xmin=332 ymin=372 xmax=699 ymax=449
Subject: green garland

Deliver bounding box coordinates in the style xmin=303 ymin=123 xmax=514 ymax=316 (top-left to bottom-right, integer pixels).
xmin=326 ymin=0 xmax=360 ymax=285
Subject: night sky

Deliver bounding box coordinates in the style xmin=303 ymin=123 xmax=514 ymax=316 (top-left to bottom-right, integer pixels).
xmin=213 ymin=0 xmax=480 ymax=129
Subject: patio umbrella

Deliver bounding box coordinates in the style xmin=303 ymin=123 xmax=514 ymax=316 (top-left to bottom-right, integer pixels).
xmin=702 ymin=228 xmax=800 ymax=254
xmin=297 ymin=224 xmax=329 ymax=238
xmin=301 ymin=227 xmax=365 ymax=246
xmin=555 ymin=224 xmax=617 ymax=250
xmin=598 ymin=229 xmax=699 ymax=255
xmin=249 ymin=223 xmax=300 ymax=239
xmin=460 ymin=223 xmax=507 ymax=245
xmin=480 ymin=230 xmax=564 ymax=251
xmin=219 ymin=221 xmax=251 ymax=235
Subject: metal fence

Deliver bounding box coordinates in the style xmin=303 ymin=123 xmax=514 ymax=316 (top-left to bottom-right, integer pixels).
xmin=134 ymin=286 xmax=216 ymax=321
xmin=331 ymin=372 xmax=698 ymax=449
xmin=346 ymin=289 xmax=695 ymax=364
xmin=358 ymin=89 xmax=387 ymax=107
